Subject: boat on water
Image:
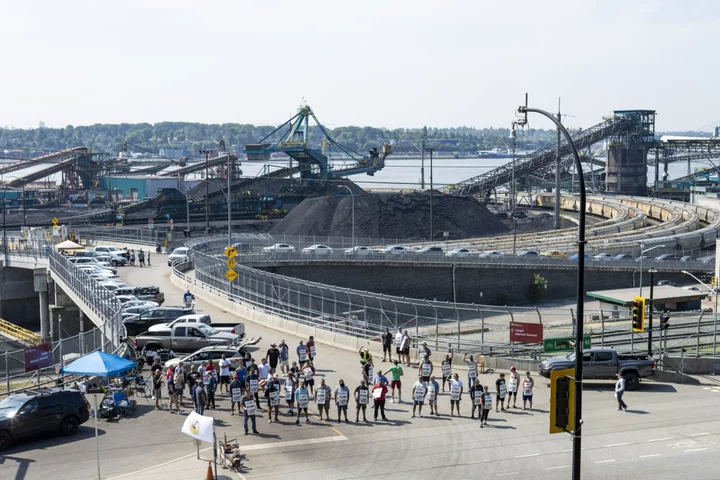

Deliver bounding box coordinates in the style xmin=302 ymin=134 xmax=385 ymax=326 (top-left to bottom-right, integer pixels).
xmin=477 ymin=147 xmax=514 ymax=159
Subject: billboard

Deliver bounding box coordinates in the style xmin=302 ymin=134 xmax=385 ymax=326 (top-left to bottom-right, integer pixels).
xmin=509 ymin=321 xmax=543 ymax=344
xmin=24 ymin=343 xmax=53 ymax=372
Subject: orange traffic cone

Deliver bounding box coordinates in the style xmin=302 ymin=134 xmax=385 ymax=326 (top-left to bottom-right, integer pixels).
xmin=205 ymin=461 xmax=213 ymax=480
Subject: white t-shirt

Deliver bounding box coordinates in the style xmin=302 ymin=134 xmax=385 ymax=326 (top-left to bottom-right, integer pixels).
xmin=450 ymin=379 xmax=463 ymax=391
xmin=219 ymin=359 xmax=231 ymax=377
xmin=258 ymin=363 xmax=270 ymax=379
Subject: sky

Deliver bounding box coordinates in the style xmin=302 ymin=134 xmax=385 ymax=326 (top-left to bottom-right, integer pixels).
xmin=1 ymin=0 xmax=719 ymax=132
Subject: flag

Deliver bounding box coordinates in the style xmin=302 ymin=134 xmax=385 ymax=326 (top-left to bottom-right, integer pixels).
xmin=181 ymin=411 xmax=214 ymax=443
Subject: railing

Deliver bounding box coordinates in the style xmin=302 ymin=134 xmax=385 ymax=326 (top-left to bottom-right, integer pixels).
xmin=76 ymin=226 xmax=168 ymax=247
xmin=0 ymin=318 xmax=42 ymax=347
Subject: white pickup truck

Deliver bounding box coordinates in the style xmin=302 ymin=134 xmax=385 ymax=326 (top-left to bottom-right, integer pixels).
xmin=147 ymin=314 xmax=245 ymax=338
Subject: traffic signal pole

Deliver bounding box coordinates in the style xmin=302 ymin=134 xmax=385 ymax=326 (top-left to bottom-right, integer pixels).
xmin=518 ymin=104 xmax=585 ymax=480
xmin=648 ymin=269 xmax=656 ymax=357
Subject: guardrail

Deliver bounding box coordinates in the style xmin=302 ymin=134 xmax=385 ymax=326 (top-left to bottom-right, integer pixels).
xmin=0 ymin=318 xmax=42 ymax=347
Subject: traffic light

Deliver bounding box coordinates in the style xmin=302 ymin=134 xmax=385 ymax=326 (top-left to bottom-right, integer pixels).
xmin=549 ymin=368 xmax=575 ymax=434
xmin=660 ymin=312 xmax=670 ymax=330
xmin=632 ymin=296 xmax=646 ymax=333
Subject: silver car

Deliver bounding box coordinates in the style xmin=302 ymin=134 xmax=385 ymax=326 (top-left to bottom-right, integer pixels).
xmin=163 ymin=337 xmax=261 ymax=369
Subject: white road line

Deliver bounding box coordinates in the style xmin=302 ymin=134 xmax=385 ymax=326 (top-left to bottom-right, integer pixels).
xmin=604 ymin=442 xmax=628 ymax=447
xmin=648 ymin=437 xmax=672 ymax=442
xmin=497 ymin=473 xmax=519 ymax=477
xmin=639 ymin=454 xmax=662 ymax=458
xmin=513 ymin=453 xmax=540 ymax=459
xmin=562 ymin=449 xmax=572 ymax=452
xmin=594 ymin=460 xmax=616 ymax=464
xmin=106 ymin=449 xmax=212 ymax=480
xmin=545 ymin=466 xmax=570 ymax=471
xmin=691 ymin=433 xmax=711 ymax=437
xmin=685 ymin=448 xmax=708 ymax=452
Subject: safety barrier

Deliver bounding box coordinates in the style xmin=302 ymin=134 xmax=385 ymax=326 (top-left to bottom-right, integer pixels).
xmin=0 ymin=318 xmax=42 ymax=347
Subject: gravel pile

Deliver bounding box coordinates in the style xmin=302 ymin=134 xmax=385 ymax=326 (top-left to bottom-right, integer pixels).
xmin=271 ymin=192 xmax=508 ymax=240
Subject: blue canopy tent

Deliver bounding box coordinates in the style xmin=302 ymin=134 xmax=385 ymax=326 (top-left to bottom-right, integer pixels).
xmin=61 ymin=351 xmax=137 ymax=377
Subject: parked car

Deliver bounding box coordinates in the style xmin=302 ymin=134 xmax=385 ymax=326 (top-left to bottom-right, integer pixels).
xmin=0 ymin=388 xmax=90 ymax=451
xmin=93 ymin=245 xmax=130 ymax=260
xmin=379 ymin=246 xmax=407 ymax=255
xmin=90 ymin=247 xmax=127 ymax=266
xmin=261 ymin=244 xmax=295 ymax=254
xmin=68 ymin=257 xmax=113 ymax=269
xmin=135 ymin=322 xmax=240 ymax=353
xmin=539 ymin=347 xmax=655 ymax=390
xmin=163 ymin=338 xmax=261 ymax=370
xmin=77 ymin=265 xmax=117 ymax=279
xmin=655 ymin=254 xmax=680 ymax=261
xmin=682 ymin=286 xmax=703 ymax=292
xmin=133 ymin=286 xmax=165 ymax=305
xmin=301 ymin=244 xmax=333 ymax=255
xmin=148 ymin=313 xmax=245 ymax=338
xmin=121 ymin=306 xmax=153 ymax=320
xmin=414 ymin=246 xmax=444 ymax=255
xmin=123 ymin=306 xmax=194 ymax=336
xmin=657 ymin=280 xmax=678 ymax=287
xmin=540 ymin=250 xmax=568 ymax=257
xmin=680 ymin=256 xmax=696 ymax=262
xmin=516 ymin=250 xmax=539 ymax=257
xmin=635 ymin=255 xmax=653 ymax=262
xmin=99 ymin=281 xmax=131 ymax=292
xmin=478 ymin=250 xmax=504 ymax=258
xmin=614 ymin=254 xmax=633 ymax=260
xmin=167 ymin=247 xmax=190 ymax=266
xmin=76 ymin=263 xmax=117 ymax=275
xmin=344 ymin=246 xmax=374 ymax=256
xmin=569 ymin=254 xmax=592 ymax=261
xmin=699 ymin=256 xmax=716 ymax=264
xmin=121 ymin=300 xmax=159 ymax=310
xmin=592 ymin=253 xmax=614 ymax=261
xmin=446 ymin=248 xmax=474 ymax=258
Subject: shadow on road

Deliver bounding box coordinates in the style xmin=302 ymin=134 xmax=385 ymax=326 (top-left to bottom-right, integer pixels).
xmin=584 ymin=382 xmax=677 ymax=393
xmin=625 ymin=409 xmax=649 ymax=414
xmin=0 ymin=425 xmax=104 ymax=455
xmin=0 ymin=454 xmax=36 ymax=480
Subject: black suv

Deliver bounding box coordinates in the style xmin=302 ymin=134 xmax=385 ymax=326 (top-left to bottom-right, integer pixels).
xmin=123 ymin=306 xmax=194 ymax=336
xmin=0 ymin=388 xmax=90 ymax=451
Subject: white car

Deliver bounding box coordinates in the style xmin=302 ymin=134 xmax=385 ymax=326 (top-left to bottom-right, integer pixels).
xmin=77 ymin=265 xmax=117 ymax=278
xmin=167 ymin=247 xmax=189 ymax=266
xmin=593 ymin=253 xmax=614 ymax=261
xmin=344 ymin=246 xmax=374 ymax=256
xmin=68 ymin=257 xmax=114 ymax=269
xmin=478 ymin=250 xmax=504 ymax=258
xmin=99 ymin=281 xmax=130 ymax=292
xmin=302 ymin=244 xmax=333 ymax=255
xmin=380 ymin=246 xmax=407 ymax=255
xmin=446 ymin=248 xmax=474 ymax=258
xmin=262 ymin=243 xmax=296 ymax=254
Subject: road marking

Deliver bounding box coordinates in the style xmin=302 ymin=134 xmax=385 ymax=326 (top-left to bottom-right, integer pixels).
xmin=594 ymin=460 xmax=616 ymax=464
xmin=513 ymin=453 xmax=540 ymax=459
xmin=107 ymin=449 xmax=212 ymax=479
xmin=639 ymin=454 xmax=662 ymax=458
xmin=685 ymin=448 xmax=708 ymax=453
xmin=545 ymin=466 xmax=570 ymax=471
xmin=604 ymin=442 xmax=628 ymax=447
xmin=691 ymin=432 xmax=711 ymax=437
xmin=562 ymin=448 xmax=585 ymax=452
xmin=648 ymin=437 xmax=671 ymax=442
xmin=497 ymin=473 xmax=519 ymax=477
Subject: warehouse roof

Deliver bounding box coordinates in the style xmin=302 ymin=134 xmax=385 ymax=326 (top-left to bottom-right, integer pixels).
xmin=587 ymin=286 xmax=707 ymax=307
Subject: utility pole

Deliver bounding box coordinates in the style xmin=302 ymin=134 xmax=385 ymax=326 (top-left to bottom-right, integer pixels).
xmin=199 ymin=149 xmax=211 ymax=235
xmin=510 ymin=124 xmax=517 ymax=213
xmin=426 ymin=147 xmax=435 ymax=240
xmin=420 ymin=139 xmax=426 ymax=189
xmin=554 ymin=97 xmax=562 ymax=230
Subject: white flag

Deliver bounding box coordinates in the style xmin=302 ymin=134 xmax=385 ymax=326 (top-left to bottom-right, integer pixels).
xmin=181 ymin=411 xmax=214 ymax=444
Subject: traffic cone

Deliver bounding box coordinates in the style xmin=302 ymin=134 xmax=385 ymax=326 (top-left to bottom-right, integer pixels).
xmin=205 ymin=461 xmax=213 ymax=480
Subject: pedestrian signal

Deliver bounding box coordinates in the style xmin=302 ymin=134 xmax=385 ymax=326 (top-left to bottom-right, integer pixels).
xmin=549 ymin=368 xmax=575 ymax=434
xmin=632 ymin=296 xmax=645 ymax=333
xmin=660 ymin=312 xmax=670 ymax=331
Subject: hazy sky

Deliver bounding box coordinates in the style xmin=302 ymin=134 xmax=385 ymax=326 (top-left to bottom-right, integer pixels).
xmin=1 ymin=0 xmax=718 ymax=132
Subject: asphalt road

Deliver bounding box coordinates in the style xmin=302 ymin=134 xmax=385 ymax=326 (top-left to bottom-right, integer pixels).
xmin=3 ymin=254 xmax=720 ymax=480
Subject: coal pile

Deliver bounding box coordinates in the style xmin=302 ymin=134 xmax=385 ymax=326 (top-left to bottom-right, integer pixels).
xmin=271 ymin=192 xmax=509 ymax=241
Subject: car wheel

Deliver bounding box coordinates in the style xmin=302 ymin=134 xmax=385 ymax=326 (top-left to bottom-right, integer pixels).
xmin=60 ymin=416 xmax=79 ymax=436
xmin=111 ymin=260 xmax=118 ymax=267
xmin=0 ymin=430 xmax=11 ymax=451
xmin=623 ymin=372 xmax=640 ymax=391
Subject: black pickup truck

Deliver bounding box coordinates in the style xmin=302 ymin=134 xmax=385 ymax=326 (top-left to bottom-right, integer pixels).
xmin=115 ymin=286 xmax=165 ymax=305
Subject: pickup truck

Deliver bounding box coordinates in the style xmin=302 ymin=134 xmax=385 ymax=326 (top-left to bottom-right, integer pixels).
xmin=147 ymin=313 xmax=245 ymax=338
xmin=135 ymin=322 xmax=240 ymax=353
xmin=538 ymin=347 xmax=655 ymax=390
xmin=114 ymin=286 xmax=165 ymax=305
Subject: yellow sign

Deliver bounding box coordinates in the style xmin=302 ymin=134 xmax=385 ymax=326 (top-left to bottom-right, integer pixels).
xmin=224 ymin=246 xmax=237 ymax=258
xmin=227 ymin=258 xmax=236 ymax=269
xmin=164 ymin=239 xmax=169 ymax=247
xmin=52 ymin=217 xmax=59 ymax=226
xmin=225 ymin=270 xmax=238 ymax=282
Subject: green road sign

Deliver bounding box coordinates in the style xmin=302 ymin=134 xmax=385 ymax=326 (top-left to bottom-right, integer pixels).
xmin=543 ymin=336 xmax=591 ymax=353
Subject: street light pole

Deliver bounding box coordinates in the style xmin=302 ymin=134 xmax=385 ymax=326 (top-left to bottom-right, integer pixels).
xmin=510 ymin=125 xmax=517 ymax=213
xmin=648 ymin=267 xmax=656 ymax=357
xmin=518 ymin=104 xmax=585 ymax=480
xmin=199 ymin=149 xmax=211 ymax=235
xmin=226 ymin=150 xmax=232 ymax=248
xmin=426 ymin=147 xmax=435 ymax=241
xmin=339 ymin=185 xmax=355 ymax=247
xmin=639 ymin=244 xmax=666 ymax=297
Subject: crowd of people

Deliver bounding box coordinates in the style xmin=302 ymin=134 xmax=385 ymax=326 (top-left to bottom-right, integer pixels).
xmin=147 ymin=328 xmax=537 ymax=435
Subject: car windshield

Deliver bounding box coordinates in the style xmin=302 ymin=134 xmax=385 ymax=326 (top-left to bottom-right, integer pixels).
xmin=0 ymin=396 xmax=26 ymax=417
xmin=172 ymin=248 xmax=187 ymax=255
xmin=198 ymin=324 xmax=218 ymax=336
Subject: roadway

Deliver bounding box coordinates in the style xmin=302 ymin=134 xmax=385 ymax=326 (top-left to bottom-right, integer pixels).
xmin=3 ymin=253 xmax=720 ymax=479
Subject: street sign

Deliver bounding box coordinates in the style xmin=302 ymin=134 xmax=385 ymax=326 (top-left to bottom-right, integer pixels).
xmin=164 ymin=239 xmax=169 ymax=248
xmin=509 ymin=321 xmax=544 ymax=344
xmin=225 ymin=270 xmax=238 ymax=282
xmin=543 ymin=336 xmax=591 ymax=353
xmin=52 ymin=217 xmax=59 ymax=226
xmin=227 ymin=258 xmax=236 ymax=269
xmin=224 ymin=246 xmax=237 ymax=258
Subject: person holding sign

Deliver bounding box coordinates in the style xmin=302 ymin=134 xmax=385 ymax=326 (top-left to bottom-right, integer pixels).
xmin=246 ymin=370 xmax=261 ymax=408
xmin=359 ymin=346 xmax=372 ymax=366
xmin=362 ymin=358 xmax=374 ymax=386
xmin=303 ymin=360 xmax=316 ymax=396
xmin=241 ymin=390 xmax=259 ymax=435
xmin=315 ymin=378 xmax=332 ymax=420
xmin=294 ymin=380 xmax=311 ymax=424
xmin=470 ymin=379 xmax=484 ymax=419
xmin=265 ymin=374 xmax=281 ymax=423
xmin=307 ymin=336 xmax=316 ymax=361
xmin=441 ymin=352 xmax=454 ymax=392
xmin=266 ymin=343 xmax=280 ymax=373
xmin=284 ymin=373 xmax=296 ymax=416
xmin=480 ymin=385 xmax=492 ymax=427
xmin=354 ymin=380 xmax=370 ymax=422
xmin=418 ymin=357 xmax=433 ymax=383
xmin=335 ymin=379 xmax=350 ymax=423
xmin=219 ymin=355 xmax=232 ymax=394
xmin=388 ymin=360 xmax=403 ymax=403
xmin=449 ymin=373 xmax=464 ymax=417
xmin=522 ymin=371 xmax=534 ymax=411
xmin=297 ymin=340 xmax=309 ymax=367
xmin=495 ymin=373 xmax=507 ymax=413
xmin=372 ymin=379 xmax=388 ymax=421
xmin=419 ymin=342 xmax=432 ymax=362
xmin=230 ymin=374 xmax=243 ymax=416
xmin=463 ymin=353 xmax=478 ymax=387
xmin=427 ymin=375 xmax=440 ymax=416
xmin=279 ymin=340 xmax=290 ymax=376
xmin=507 ymin=366 xmax=520 ymax=409
xmin=411 ymin=376 xmax=427 ymax=418
xmin=394 ymin=329 xmax=404 ymax=364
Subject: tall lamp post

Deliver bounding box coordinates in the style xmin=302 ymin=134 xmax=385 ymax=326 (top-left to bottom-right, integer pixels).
xmin=648 ymin=267 xmax=657 ymax=357
xmin=681 ymin=269 xmax=718 ymax=356
xmin=517 ymin=103 xmax=585 ymax=480
xmin=425 ymin=147 xmax=435 ymax=241
xmin=639 ymin=244 xmax=666 ymax=297
xmin=199 ymin=149 xmax=212 ymax=235
xmin=339 ymin=185 xmax=355 ymax=247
